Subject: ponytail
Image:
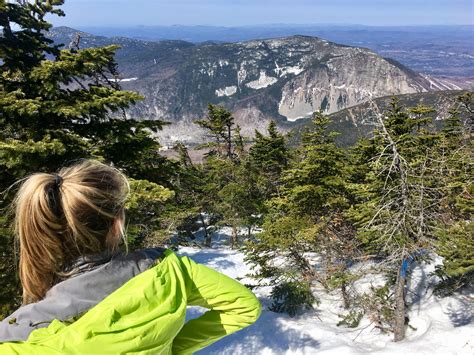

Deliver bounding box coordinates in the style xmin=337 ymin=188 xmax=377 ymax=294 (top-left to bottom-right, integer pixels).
xmin=13 ymin=160 xmax=129 ymax=304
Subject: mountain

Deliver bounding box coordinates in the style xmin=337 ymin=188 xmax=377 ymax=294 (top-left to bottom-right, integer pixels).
xmin=48 ymin=27 xmax=467 ymax=145
xmin=79 ymin=25 xmax=474 ymax=77
xmin=290 ymin=90 xmax=469 ymax=147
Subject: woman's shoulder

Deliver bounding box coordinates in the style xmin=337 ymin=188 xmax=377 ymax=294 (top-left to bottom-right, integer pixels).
xmin=0 ymin=246 xmax=168 ymax=343
xmin=122 ymin=247 xmax=168 ymax=270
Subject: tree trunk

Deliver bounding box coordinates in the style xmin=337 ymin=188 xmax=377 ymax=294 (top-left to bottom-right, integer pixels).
xmin=341 ymin=281 xmax=350 ymax=309
xmin=200 ymin=213 xmax=212 ymax=247
xmin=231 ymin=225 xmax=238 ymax=249
xmin=247 ymin=225 xmax=252 ymax=238
xmin=227 ymin=125 xmax=232 ymax=158
xmin=394 ymin=259 xmax=407 ymax=342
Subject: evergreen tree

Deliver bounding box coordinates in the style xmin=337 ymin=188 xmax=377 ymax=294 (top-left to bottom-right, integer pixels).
xmin=0 ymin=0 xmax=170 ymax=185
xmin=170 ymin=143 xmax=215 ymax=246
xmin=195 ymin=104 xmax=236 ymax=158
xmin=434 ymin=93 xmax=473 ymax=293
xmin=0 ymin=0 xmax=174 ymax=317
xmin=217 ymin=158 xmax=261 ymax=247
xmin=249 ymin=120 xmax=289 ymax=201
xmin=192 ymin=104 xmax=260 ymax=247
xmin=246 ymin=112 xmax=357 ymax=315
xmin=348 ymin=98 xmax=443 ymax=341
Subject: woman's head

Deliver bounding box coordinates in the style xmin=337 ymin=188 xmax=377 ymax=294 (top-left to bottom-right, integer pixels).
xmin=13 ymin=160 xmax=129 ymax=304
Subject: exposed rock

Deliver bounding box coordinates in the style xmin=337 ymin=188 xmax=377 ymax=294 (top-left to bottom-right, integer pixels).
xmin=49 ymin=27 xmax=458 ymax=145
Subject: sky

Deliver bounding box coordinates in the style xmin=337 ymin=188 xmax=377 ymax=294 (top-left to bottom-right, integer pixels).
xmin=49 ymin=0 xmax=474 ymax=27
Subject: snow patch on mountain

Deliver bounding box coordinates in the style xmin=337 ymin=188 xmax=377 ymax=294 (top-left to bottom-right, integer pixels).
xmin=115 ymin=77 xmax=137 ymax=82
xmin=274 ymin=62 xmax=304 ymax=77
xmin=215 ymin=86 xmax=238 ymax=97
xmin=218 ymin=59 xmax=229 ymax=67
xmin=422 ymin=75 xmax=464 ymax=90
xmin=246 ymin=71 xmax=278 ymax=89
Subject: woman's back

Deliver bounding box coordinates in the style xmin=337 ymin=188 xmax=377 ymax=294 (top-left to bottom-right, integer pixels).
xmin=0 ymin=249 xmax=261 ymax=354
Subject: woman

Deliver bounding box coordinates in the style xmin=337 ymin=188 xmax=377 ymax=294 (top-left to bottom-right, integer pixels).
xmin=0 ymin=160 xmax=261 ymax=354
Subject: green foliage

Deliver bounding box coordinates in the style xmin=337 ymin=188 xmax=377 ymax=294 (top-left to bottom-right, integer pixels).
xmin=337 ymin=310 xmax=363 ymax=328
xmin=436 ymin=222 xmax=474 ymax=278
xmin=327 ymin=271 xmax=357 ymax=291
xmin=125 ymin=179 xmax=175 ymax=248
xmin=249 ymin=121 xmax=289 ymax=201
xmin=0 ymin=216 xmax=21 ymax=320
xmin=190 ymin=105 xmax=268 ymax=247
xmin=0 ymin=0 xmax=169 ymax=187
xmin=269 ymin=281 xmax=318 ymax=317
xmin=282 ymin=112 xmax=349 ymax=216
xmin=195 ymin=104 xmax=236 ymax=158
xmin=126 ymin=179 xmax=175 ymax=211
xmin=433 ymin=93 xmax=473 ymax=293
xmin=348 ymin=98 xmax=443 ymax=256
xmin=245 ymin=111 xmax=359 ymax=316
xmin=364 ymin=283 xmax=395 ymax=332
xmin=0 ymin=0 xmax=175 ymax=318
xmin=433 ymin=268 xmax=474 ymax=297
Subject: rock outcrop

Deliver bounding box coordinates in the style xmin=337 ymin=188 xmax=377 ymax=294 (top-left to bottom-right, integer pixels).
xmin=49 ymin=27 xmax=456 ymax=144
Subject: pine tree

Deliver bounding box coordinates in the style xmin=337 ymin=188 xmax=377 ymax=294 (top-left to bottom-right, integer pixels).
xmin=348 ymin=98 xmax=444 ymax=341
xmin=245 ymin=111 xmax=357 ymax=315
xmin=0 ymin=0 xmax=173 ymax=317
xmin=434 ymin=93 xmax=473 ymax=293
xmin=249 ymin=121 xmax=289 ymax=201
xmin=193 ymin=104 xmax=261 ymax=247
xmin=0 ymin=0 xmax=170 ymax=185
xmin=195 ymin=104 xmax=236 ymax=158
xmin=170 ymin=143 xmax=215 ymax=246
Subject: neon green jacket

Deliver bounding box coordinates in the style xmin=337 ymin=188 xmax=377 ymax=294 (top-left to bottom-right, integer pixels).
xmin=0 ymin=249 xmax=261 ymax=354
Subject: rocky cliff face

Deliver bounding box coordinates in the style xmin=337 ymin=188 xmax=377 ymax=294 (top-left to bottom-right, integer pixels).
xmin=49 ymin=28 xmax=455 ymax=145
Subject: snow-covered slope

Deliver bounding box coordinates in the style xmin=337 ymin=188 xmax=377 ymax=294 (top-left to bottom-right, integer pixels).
xmin=177 ymin=236 xmax=473 ymax=354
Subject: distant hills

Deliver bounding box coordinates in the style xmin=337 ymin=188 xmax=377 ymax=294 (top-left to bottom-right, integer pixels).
xmin=48 ymin=27 xmax=472 ymax=145
xmin=77 ymin=24 xmax=474 ymax=77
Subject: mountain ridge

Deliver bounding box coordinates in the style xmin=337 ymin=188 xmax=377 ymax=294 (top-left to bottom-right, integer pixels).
xmin=48 ymin=27 xmax=469 ymax=144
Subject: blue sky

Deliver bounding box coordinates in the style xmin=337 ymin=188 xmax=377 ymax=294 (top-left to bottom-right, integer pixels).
xmin=50 ymin=0 xmax=474 ymax=27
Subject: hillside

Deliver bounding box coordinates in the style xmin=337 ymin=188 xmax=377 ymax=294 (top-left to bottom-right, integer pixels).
xmin=289 ymin=90 xmax=470 ymax=147
xmin=48 ymin=27 xmax=465 ymax=145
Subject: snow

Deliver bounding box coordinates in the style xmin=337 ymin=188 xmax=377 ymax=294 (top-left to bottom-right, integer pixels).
xmin=274 ymin=62 xmax=305 ymax=77
xmin=218 ymin=60 xmax=229 ymax=67
xmin=422 ymin=75 xmax=463 ymax=91
xmin=115 ymin=77 xmax=138 ymax=82
xmin=237 ymin=67 xmax=248 ymax=86
xmin=246 ymin=71 xmax=278 ymax=89
xmin=215 ymin=86 xmax=238 ymax=97
xmin=177 ymin=231 xmax=474 ymax=355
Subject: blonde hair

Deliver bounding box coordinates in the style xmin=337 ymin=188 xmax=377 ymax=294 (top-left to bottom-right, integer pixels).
xmin=13 ymin=160 xmax=129 ymax=304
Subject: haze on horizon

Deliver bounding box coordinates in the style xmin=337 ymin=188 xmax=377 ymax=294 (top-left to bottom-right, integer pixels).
xmin=49 ymin=0 xmax=473 ymax=28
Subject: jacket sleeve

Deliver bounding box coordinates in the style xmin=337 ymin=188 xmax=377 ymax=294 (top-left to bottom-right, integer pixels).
xmin=172 ymin=255 xmax=261 ymax=354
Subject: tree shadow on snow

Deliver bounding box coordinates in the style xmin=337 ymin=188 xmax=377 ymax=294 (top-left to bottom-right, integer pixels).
xmin=194 ymin=310 xmax=321 ymax=354
xmin=406 ymin=263 xmax=429 ymax=308
xmin=182 ymin=250 xmax=238 ymax=270
xmin=191 ymin=250 xmax=236 ymax=268
xmin=445 ymin=295 xmax=473 ymax=327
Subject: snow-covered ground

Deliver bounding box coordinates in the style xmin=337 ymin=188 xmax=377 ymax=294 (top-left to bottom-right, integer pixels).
xmin=177 ymin=231 xmax=473 ymax=355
